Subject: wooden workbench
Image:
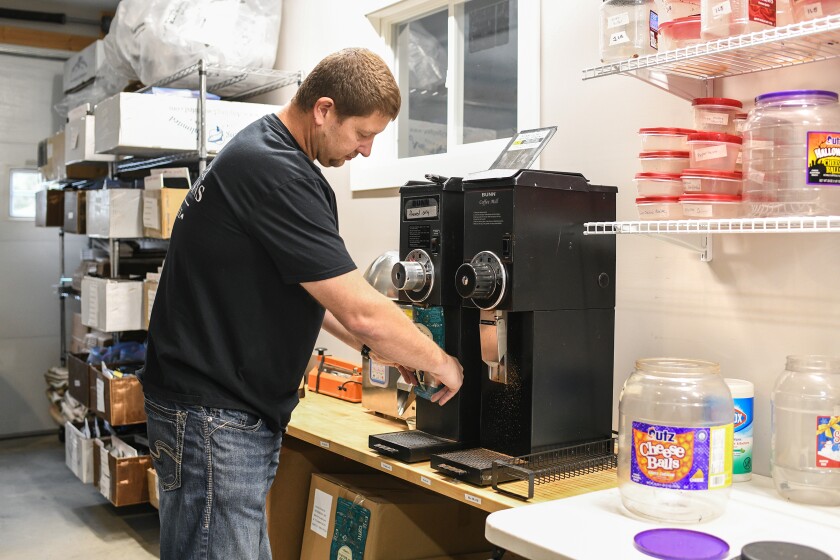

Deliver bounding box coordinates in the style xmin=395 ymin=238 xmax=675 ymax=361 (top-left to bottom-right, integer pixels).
xmin=286 ymin=391 xmax=617 ymax=513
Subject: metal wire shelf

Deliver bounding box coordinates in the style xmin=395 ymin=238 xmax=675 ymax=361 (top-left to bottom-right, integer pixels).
xmin=136 ymin=63 xmax=302 ymax=101
xmin=582 ymin=15 xmax=840 ymax=82
xmin=491 ymin=437 xmax=617 ymax=500
xmin=584 ymin=216 xmax=840 ymax=235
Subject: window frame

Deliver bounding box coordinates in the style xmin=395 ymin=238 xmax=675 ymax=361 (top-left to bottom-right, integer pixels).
xmin=8 ymin=167 xmax=43 ymax=220
xmin=355 ymin=0 xmax=540 ymax=191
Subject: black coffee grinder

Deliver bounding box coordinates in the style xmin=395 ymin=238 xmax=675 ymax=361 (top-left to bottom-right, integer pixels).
xmin=429 ymin=169 xmax=618 ymax=485
xmin=368 ymin=176 xmax=482 ymax=462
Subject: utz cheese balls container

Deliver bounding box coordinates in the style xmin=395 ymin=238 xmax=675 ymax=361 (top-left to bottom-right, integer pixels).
xmin=687 ymin=132 xmax=742 ymax=171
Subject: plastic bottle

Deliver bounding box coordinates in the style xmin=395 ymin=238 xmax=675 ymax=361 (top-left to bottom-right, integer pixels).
xmin=771 ymin=355 xmax=840 ymax=506
xmin=742 ymin=90 xmax=840 ymax=217
xmin=701 ymin=0 xmax=777 ymax=40
xmin=725 ymin=378 xmax=754 ymax=481
xmin=600 ymin=0 xmax=659 ymax=62
xmin=618 ymin=358 xmax=733 ymax=523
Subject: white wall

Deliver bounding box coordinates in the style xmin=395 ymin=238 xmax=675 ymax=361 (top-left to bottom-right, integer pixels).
xmin=274 ymin=0 xmax=840 ymax=477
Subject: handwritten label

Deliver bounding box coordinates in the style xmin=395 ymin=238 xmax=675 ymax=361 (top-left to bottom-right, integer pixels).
xmin=310 ymin=489 xmax=332 ymax=538
xmin=712 ymin=1 xmax=732 ymax=17
xmin=805 ymin=3 xmax=824 ymax=18
xmin=702 ymin=112 xmax=730 ymax=125
xmin=683 ymin=203 xmax=715 ymax=218
xmin=694 ymin=144 xmax=729 ymax=161
xmin=609 ymin=30 xmax=630 ymax=46
xmin=683 ymin=178 xmax=702 ymax=191
xmin=405 ymin=206 xmax=438 ymax=220
xmin=607 ymin=12 xmax=630 ymax=28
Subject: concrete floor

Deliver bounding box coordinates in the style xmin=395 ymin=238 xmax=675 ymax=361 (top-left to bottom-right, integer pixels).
xmin=0 ymin=434 xmax=159 ymax=560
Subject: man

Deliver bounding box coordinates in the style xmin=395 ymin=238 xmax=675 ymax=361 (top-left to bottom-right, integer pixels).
xmin=140 ymin=48 xmax=464 ymax=560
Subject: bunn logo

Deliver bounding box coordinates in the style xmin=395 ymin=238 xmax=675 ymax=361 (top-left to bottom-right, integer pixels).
xmin=734 ymin=408 xmax=747 ymax=429
xmin=481 ymin=192 xmax=496 ymax=197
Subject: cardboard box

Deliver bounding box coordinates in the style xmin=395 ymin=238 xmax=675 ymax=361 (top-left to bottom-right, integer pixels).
xmin=64 ymin=39 xmax=104 ymax=92
xmin=63 ymin=190 xmax=87 ymax=233
xmin=266 ymin=437 xmax=374 ymax=560
xmin=142 ymin=278 xmax=159 ymax=331
xmin=91 ymin=365 xmax=146 ymax=425
xmin=81 ymin=276 xmax=144 ymax=332
xmin=94 ymin=435 xmax=151 ymax=506
xmin=83 ymin=329 xmax=113 ymax=350
xmin=39 ymin=133 xmax=64 ymax=181
xmin=300 ymin=474 xmax=489 ymax=560
xmin=67 ymin=352 xmax=91 ymax=407
xmin=94 ymin=92 xmax=277 ymax=155
xmin=86 ymin=189 xmax=144 ymax=238
xmin=64 ymin=421 xmax=94 ymax=483
xmin=147 ymin=468 xmax=160 ymax=509
xmin=65 ymin=115 xmax=117 ymax=164
xmin=35 ymin=189 xmax=64 ymax=227
xmin=142 ymin=188 xmax=188 ymax=239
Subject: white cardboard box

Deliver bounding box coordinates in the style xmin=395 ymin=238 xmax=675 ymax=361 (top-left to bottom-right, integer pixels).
xmin=86 ymin=189 xmax=144 ymax=238
xmin=94 ymin=92 xmax=277 ymax=156
xmin=65 ymin=116 xmax=117 ymax=164
xmin=81 ymin=276 xmax=144 ymax=332
xmin=64 ymin=421 xmax=94 ymax=484
xmin=64 ymin=40 xmax=105 ymax=92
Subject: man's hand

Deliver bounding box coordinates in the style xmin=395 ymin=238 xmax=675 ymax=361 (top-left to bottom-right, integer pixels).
xmin=427 ymin=355 xmax=464 ymax=406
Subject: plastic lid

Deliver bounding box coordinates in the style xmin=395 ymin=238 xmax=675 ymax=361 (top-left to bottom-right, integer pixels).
xmin=635 ymin=172 xmax=683 ymax=181
xmin=659 ymin=15 xmax=701 ymax=34
xmin=639 ymin=151 xmax=690 ymax=158
xmin=680 ymin=169 xmax=743 ymax=180
xmin=634 ymin=528 xmax=729 ymax=560
xmin=636 ymin=196 xmax=680 ymax=203
xmin=639 ymin=127 xmax=697 ymax=135
xmin=755 ymin=90 xmax=839 ymax=104
xmin=679 ymin=194 xmax=742 ymax=202
xmin=738 ymin=541 xmax=832 ymax=560
xmin=687 ymin=132 xmax=743 ymax=144
xmin=692 ymin=97 xmax=743 ymax=108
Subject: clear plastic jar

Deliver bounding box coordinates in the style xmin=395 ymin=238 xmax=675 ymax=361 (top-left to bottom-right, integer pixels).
xmin=600 ymin=0 xmax=659 ymax=62
xmin=618 ymin=358 xmax=733 ymax=523
xmin=701 ymin=0 xmax=777 ymax=40
xmin=771 ymin=355 xmax=840 ymax=506
xmin=742 ymin=90 xmax=840 ymax=217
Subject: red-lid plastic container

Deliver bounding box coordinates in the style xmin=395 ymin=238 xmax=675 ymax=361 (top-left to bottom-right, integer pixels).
xmin=679 ymin=193 xmax=743 ymax=218
xmin=635 ymin=172 xmax=684 ymax=197
xmin=639 ymin=128 xmax=696 ymax=152
xmin=636 ymin=196 xmax=684 ymax=220
xmin=681 ymin=169 xmax=743 ymax=195
xmin=687 ymin=132 xmax=743 ymax=171
xmin=659 ymin=15 xmax=702 ymax=51
xmin=638 ymin=151 xmax=691 ymax=174
xmin=692 ymin=97 xmax=744 ymax=134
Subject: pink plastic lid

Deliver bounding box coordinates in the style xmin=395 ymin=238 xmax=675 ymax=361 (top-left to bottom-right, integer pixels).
xmin=687 ymin=132 xmax=743 ymax=144
xmin=637 ymin=196 xmax=680 ymax=203
xmin=692 ymin=97 xmax=743 ymax=108
xmin=639 ymin=127 xmax=697 ymax=135
xmin=659 ymin=15 xmax=701 ymax=39
xmin=680 ymin=169 xmax=743 ymax=180
xmin=679 ymin=194 xmax=742 ymax=202
xmin=635 ymin=172 xmax=683 ymax=181
xmin=639 ymin=151 xmax=690 ymax=158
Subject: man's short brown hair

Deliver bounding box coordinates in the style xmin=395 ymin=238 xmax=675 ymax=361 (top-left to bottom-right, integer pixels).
xmin=292 ymin=48 xmax=401 ymax=121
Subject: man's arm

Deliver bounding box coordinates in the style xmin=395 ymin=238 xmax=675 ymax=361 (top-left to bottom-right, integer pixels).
xmin=303 ymin=271 xmax=463 ymax=404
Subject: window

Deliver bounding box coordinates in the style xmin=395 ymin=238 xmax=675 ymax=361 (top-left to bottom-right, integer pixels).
xmin=9 ymin=169 xmax=42 ymax=219
xmin=356 ymin=0 xmax=539 ymax=190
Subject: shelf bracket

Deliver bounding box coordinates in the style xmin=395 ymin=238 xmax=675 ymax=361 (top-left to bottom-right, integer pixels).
xmin=628 ymin=69 xmax=712 ymax=101
xmin=645 ymin=233 xmax=714 ymax=262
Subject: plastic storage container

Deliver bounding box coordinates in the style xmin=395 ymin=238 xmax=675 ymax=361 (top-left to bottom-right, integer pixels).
xmin=701 ymin=0 xmax=777 ymax=40
xmin=636 ymin=196 xmax=684 ymax=219
xmin=789 ymin=0 xmax=840 ymax=22
xmin=639 ymin=151 xmax=691 ymax=174
xmin=688 ymin=132 xmax=743 ymax=170
xmin=681 ymin=169 xmax=743 ymax=194
xmin=600 ymin=0 xmax=659 ymax=62
xmin=658 ymin=0 xmax=702 ymax=23
xmin=659 ymin=15 xmax=703 ymax=50
xmin=680 ymin=193 xmax=743 ymax=217
xmin=771 ymin=355 xmax=840 ymax=506
xmin=742 ymin=90 xmax=840 ymax=217
xmin=618 ymin=358 xmax=733 ymax=523
xmin=636 ymin=172 xmax=685 ymax=196
xmin=692 ymin=97 xmax=744 ymax=134
xmin=639 ymin=127 xmax=696 ymax=151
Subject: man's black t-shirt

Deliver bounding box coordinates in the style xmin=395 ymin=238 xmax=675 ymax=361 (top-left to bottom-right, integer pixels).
xmin=141 ymin=114 xmax=357 ymax=432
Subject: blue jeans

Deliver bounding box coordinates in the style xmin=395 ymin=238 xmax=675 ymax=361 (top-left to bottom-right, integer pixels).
xmin=144 ymin=394 xmax=283 ymax=560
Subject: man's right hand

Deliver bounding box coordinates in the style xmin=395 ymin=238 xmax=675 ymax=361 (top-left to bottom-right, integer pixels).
xmin=427 ymin=354 xmax=464 ymax=406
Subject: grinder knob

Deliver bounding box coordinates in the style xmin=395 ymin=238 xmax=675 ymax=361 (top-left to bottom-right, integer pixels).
xmin=455 ymin=262 xmax=496 ymax=300
xmin=392 ymin=261 xmax=428 ymax=292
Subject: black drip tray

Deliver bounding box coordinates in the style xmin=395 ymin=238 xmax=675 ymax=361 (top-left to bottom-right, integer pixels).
xmin=430 ymin=448 xmax=515 ymax=486
xmin=369 ymin=430 xmax=463 ymax=463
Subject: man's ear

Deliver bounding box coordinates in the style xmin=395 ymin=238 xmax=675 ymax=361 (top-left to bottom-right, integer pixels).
xmin=313 ymin=97 xmax=335 ymax=126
